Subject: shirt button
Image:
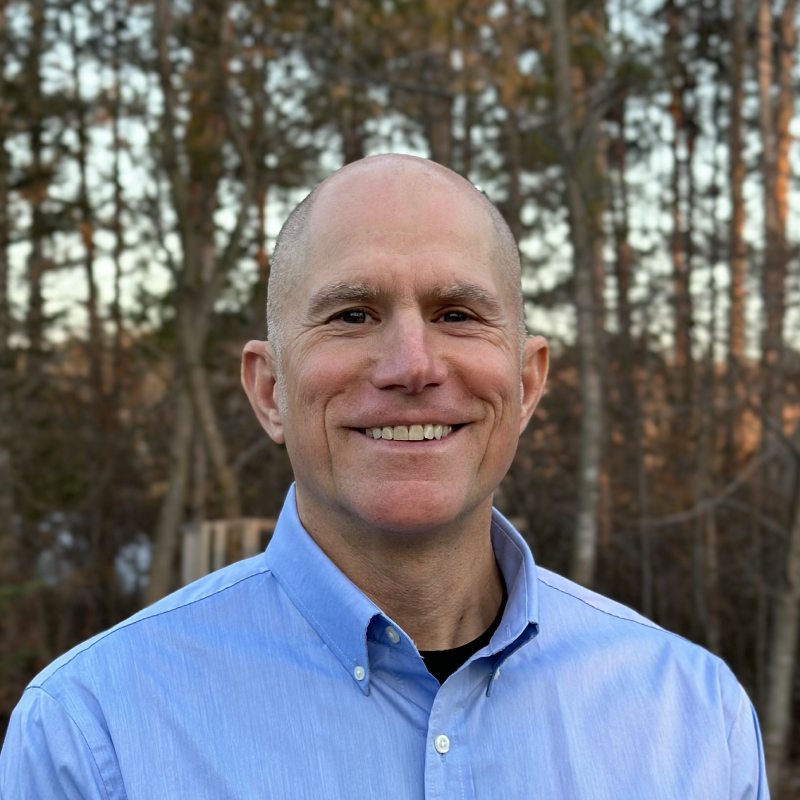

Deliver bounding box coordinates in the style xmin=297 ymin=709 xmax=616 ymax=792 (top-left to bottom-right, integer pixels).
xmin=434 ymin=735 xmax=450 ymax=754
xmin=493 ymin=668 xmax=501 ymax=680
xmin=354 ymin=665 xmax=366 ymax=681
xmin=385 ymin=626 xmax=400 ymax=644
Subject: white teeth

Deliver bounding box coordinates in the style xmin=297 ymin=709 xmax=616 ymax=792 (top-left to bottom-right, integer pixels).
xmin=368 ymin=424 xmax=457 ymax=440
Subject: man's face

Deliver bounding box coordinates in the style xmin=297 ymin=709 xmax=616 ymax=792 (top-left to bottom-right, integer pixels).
xmin=245 ymin=162 xmax=547 ymax=538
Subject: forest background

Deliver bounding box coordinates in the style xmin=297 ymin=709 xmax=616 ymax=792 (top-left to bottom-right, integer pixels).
xmin=0 ymin=0 xmax=799 ymax=793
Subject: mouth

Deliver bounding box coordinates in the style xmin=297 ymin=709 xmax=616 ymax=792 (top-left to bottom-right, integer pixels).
xmin=360 ymin=423 xmax=463 ymax=441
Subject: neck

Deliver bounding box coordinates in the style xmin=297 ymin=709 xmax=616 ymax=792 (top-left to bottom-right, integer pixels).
xmin=295 ymin=491 xmax=504 ymax=651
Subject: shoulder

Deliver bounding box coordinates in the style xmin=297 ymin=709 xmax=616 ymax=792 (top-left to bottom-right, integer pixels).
xmin=30 ymin=554 xmax=276 ymax=693
xmin=533 ymin=567 xmax=743 ymax=720
xmin=536 ymin=567 xmax=665 ymax=634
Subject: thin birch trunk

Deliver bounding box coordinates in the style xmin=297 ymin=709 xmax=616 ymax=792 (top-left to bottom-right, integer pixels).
xmin=547 ymin=0 xmax=604 ymax=587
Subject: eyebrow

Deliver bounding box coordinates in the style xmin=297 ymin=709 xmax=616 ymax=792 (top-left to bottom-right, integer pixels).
xmin=428 ymin=284 xmax=505 ymax=318
xmin=307 ymin=282 xmax=389 ymax=319
xmin=306 ymin=280 xmax=505 ymax=320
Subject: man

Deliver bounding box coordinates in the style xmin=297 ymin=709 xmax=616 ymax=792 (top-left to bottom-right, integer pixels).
xmin=1 ymin=155 xmax=766 ymax=798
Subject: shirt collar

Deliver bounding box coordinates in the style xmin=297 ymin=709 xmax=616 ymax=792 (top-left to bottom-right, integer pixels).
xmin=265 ymin=485 xmax=540 ymax=693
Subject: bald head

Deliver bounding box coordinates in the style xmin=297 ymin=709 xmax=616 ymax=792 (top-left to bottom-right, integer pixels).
xmin=267 ymin=155 xmax=525 ymax=356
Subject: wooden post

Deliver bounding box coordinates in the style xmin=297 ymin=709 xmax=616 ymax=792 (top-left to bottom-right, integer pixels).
xmin=211 ymin=521 xmax=227 ymax=571
xmin=182 ymin=518 xmax=276 ymax=585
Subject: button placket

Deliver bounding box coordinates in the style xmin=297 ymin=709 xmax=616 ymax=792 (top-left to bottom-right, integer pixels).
xmin=423 ymin=668 xmax=476 ymax=799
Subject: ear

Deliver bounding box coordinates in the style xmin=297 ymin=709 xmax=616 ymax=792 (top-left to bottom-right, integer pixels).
xmin=242 ymin=340 xmax=285 ymax=444
xmin=519 ymin=335 xmax=549 ymax=434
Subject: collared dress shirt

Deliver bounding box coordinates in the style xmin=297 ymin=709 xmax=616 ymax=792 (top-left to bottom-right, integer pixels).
xmin=1 ymin=485 xmax=767 ymax=799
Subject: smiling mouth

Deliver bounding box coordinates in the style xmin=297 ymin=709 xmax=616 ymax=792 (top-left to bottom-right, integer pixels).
xmin=362 ymin=424 xmax=462 ymax=441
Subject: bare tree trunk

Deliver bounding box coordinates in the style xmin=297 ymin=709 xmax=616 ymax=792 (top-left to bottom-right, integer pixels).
xmin=335 ymin=1 xmax=365 ymax=164
xmin=547 ymin=0 xmax=604 ymax=587
xmin=761 ymin=0 xmax=798 ymax=791
xmin=25 ymin=0 xmax=47 ymax=360
xmin=192 ymin=434 xmax=207 ymax=524
xmin=0 ymin=0 xmax=13 ymax=541
xmin=145 ymin=387 xmax=193 ymax=604
xmin=423 ymin=17 xmax=453 ymax=168
xmin=751 ymin=0 xmax=778 ymax=708
xmin=698 ymin=225 xmax=721 ymax=654
xmin=704 ymin=512 xmax=720 ymax=653
xmin=610 ymin=94 xmax=632 ymax=357
xmin=667 ymin=0 xmax=693 ymax=411
xmin=502 ymin=110 xmax=523 ymax=243
xmin=774 ymin=0 xmax=796 ymax=241
xmin=763 ymin=462 xmax=800 ymax=795
xmin=110 ymin=0 xmax=125 ymax=399
xmin=154 ymin=0 xmax=244 ymax=521
xmin=726 ymin=0 xmax=747 ymax=461
xmin=69 ymin=10 xmax=108 ymax=615
xmin=636 ymin=287 xmax=655 ymax=620
xmin=179 ymin=307 xmax=241 ymax=518
xmin=727 ymin=0 xmax=746 ymax=364
xmin=461 ymin=91 xmax=474 ymax=180
xmin=757 ymin=0 xmax=786 ymax=426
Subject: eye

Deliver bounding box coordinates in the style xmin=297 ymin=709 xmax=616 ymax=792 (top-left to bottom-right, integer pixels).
xmin=440 ymin=310 xmax=469 ymax=323
xmin=335 ymin=309 xmax=368 ymax=324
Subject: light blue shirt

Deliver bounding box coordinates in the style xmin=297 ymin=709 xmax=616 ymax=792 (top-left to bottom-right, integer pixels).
xmin=1 ymin=486 xmax=767 ymax=799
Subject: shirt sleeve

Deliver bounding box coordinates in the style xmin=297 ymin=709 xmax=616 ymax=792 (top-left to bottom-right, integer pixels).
xmin=727 ymin=683 xmax=769 ymax=800
xmin=0 ymin=687 xmax=113 ymax=800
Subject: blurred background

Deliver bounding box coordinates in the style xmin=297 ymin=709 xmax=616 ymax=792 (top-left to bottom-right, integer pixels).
xmin=0 ymin=0 xmax=798 ymax=792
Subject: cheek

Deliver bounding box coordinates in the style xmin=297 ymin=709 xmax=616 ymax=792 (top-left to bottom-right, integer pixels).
xmin=282 ymin=352 xmax=358 ymax=433
xmin=459 ymin=354 xmax=521 ymax=424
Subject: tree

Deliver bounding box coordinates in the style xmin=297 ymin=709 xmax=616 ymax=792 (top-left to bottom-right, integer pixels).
xmin=547 ymin=0 xmax=605 ymax=587
xmin=0 ymin=0 xmax=13 ymax=544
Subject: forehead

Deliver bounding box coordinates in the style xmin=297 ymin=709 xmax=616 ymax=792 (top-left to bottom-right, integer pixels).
xmin=300 ymin=167 xmax=499 ymax=295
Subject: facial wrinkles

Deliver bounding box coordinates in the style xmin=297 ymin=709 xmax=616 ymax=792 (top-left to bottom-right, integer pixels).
xmin=277 ymin=176 xmax=524 ymax=413
xmin=278 ymin=294 xmax=521 ymax=424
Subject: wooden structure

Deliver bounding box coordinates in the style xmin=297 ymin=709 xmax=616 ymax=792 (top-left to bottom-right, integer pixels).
xmin=181 ymin=518 xmax=276 ymax=586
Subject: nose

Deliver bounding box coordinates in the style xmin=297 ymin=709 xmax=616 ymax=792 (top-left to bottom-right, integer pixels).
xmin=371 ymin=312 xmax=447 ymax=394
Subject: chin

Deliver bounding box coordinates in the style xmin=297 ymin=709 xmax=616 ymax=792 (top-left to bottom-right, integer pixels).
xmin=344 ymin=480 xmax=479 ymax=535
